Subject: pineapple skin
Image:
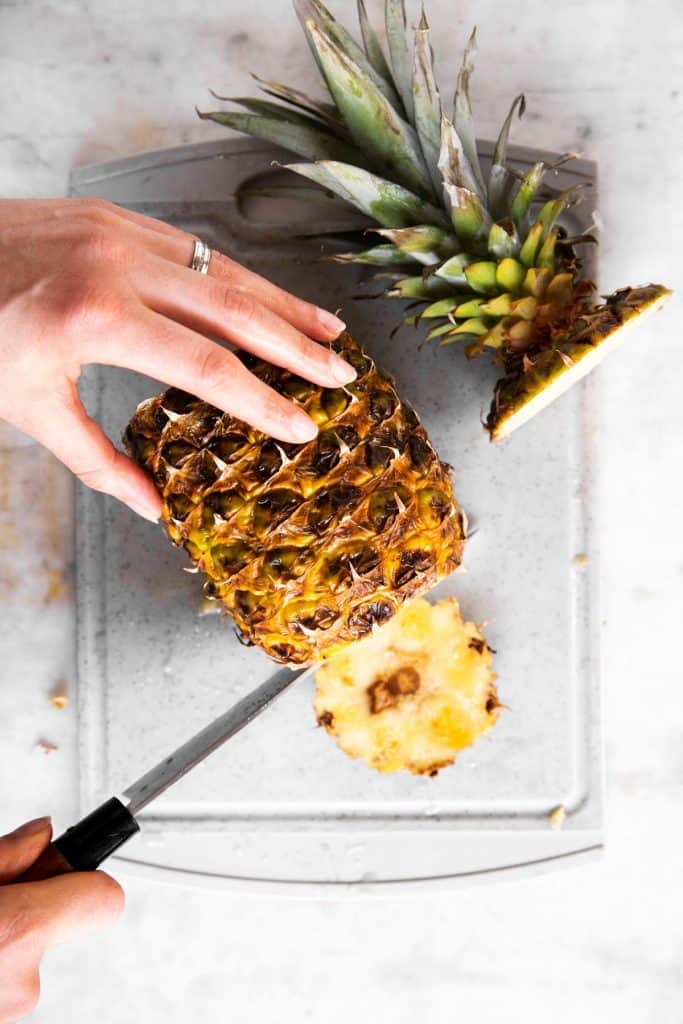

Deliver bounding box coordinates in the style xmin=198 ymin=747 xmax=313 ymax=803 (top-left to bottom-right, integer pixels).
xmin=125 ymin=333 xmax=465 ymax=665
xmin=314 ymin=597 xmax=500 ymax=776
xmin=487 ymin=284 xmax=672 ymax=440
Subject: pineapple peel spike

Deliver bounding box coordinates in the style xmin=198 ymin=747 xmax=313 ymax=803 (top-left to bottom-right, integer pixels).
xmin=202 ymin=0 xmax=671 ymax=440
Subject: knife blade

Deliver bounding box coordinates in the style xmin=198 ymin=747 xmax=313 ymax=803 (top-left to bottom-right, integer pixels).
xmin=18 ymin=663 xmax=313 ymax=882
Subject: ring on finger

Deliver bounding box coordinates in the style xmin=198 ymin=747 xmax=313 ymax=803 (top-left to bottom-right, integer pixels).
xmin=190 ymin=238 xmax=212 ymax=275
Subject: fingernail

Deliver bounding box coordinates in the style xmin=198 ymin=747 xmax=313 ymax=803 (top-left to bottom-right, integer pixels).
xmin=128 ymin=500 xmax=161 ymax=524
xmin=318 ymin=309 xmax=346 ymax=337
xmin=330 ymin=352 xmax=357 ymax=385
xmin=120 ymin=482 xmax=161 ymax=523
xmin=13 ymin=816 xmax=51 ymax=839
xmin=291 ymin=414 xmax=318 ymax=443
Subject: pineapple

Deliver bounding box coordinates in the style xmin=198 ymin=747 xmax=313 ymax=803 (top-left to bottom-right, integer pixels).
xmin=199 ymin=0 xmax=671 ymax=439
xmin=124 ymin=333 xmax=465 ymax=665
xmin=314 ymin=596 xmax=499 ymax=775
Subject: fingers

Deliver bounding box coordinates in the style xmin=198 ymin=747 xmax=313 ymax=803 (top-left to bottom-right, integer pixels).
xmin=102 ymin=309 xmax=320 ymax=443
xmin=6 ymin=870 xmax=124 ymax=950
xmin=0 ymin=819 xmax=52 ymax=885
xmin=36 ymin=394 xmax=161 ymax=521
xmin=131 ymin=255 xmax=355 ymax=390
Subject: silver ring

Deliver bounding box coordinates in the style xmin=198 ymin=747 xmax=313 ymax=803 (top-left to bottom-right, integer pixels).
xmin=190 ymin=238 xmax=211 ymax=275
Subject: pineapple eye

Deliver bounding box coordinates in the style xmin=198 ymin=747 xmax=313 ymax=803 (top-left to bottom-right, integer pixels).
xmin=203 ymin=580 xmax=220 ymax=599
xmin=408 ymin=435 xmax=432 ymax=472
xmin=292 ymin=605 xmax=339 ymax=631
xmin=393 ymin=548 xmax=434 ymax=588
xmin=369 ymin=389 xmax=397 ymax=422
xmin=185 ymin=450 xmax=220 ymax=488
xmin=308 ymin=431 xmax=341 ymax=476
xmin=161 ymin=440 xmax=197 ymax=467
xmin=325 ymin=545 xmax=381 ymax=589
xmin=367 ymin=486 xmax=410 ymax=531
xmin=255 ymin=440 xmax=283 ymax=482
xmin=280 ymin=375 xmax=316 ymax=402
xmin=152 ymin=406 xmax=169 ymax=431
xmin=167 ymin=493 xmax=194 ymax=521
xmin=417 ymin=487 xmax=451 ymax=527
xmin=348 ymin=546 xmax=381 ymax=577
xmin=252 ymin=488 xmax=301 ymax=532
xmin=321 ymin=388 xmax=351 ymax=420
xmin=124 ymin=427 xmax=155 ymax=464
xmin=308 ymin=484 xmax=360 ymax=534
xmin=271 ymin=642 xmax=297 ymax=661
xmin=210 ymin=433 xmax=249 ymax=462
xmin=341 ymin=345 xmax=371 ymax=377
xmin=211 ymin=541 xmax=251 ymax=578
xmin=162 ymin=388 xmax=197 ymax=414
xmin=263 ymin=545 xmax=304 ymax=580
xmin=348 ymin=599 xmax=394 ymax=636
xmin=234 ymin=590 xmax=262 ymax=617
xmin=364 ymin=438 xmax=394 ymax=474
xmin=205 ymin=488 xmax=244 ymax=519
xmin=403 ymin=404 xmax=420 ymax=429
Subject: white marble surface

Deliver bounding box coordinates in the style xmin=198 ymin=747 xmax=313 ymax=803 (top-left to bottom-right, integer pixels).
xmin=0 ymin=0 xmax=681 ymax=1020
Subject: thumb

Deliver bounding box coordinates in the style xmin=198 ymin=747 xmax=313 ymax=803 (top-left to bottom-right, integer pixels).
xmin=0 ymin=817 xmax=53 ymax=883
xmin=10 ymin=870 xmax=125 ymax=950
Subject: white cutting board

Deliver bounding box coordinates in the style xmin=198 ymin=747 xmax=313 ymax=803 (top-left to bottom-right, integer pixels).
xmin=70 ymin=138 xmax=602 ymax=891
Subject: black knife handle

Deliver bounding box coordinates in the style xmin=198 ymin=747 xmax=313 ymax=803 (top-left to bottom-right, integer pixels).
xmin=16 ymin=798 xmax=139 ymax=882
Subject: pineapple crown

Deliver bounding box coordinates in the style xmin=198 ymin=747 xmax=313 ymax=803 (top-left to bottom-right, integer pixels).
xmin=199 ymin=0 xmax=596 ymax=356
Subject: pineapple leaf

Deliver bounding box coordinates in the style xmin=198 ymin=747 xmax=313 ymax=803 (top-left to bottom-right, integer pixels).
xmin=196 ymin=110 xmax=364 ymax=165
xmin=453 ymin=29 xmax=487 ymax=197
xmin=421 ymin=297 xmax=460 ymax=318
xmin=488 ymin=93 xmax=525 ymax=218
xmin=426 ymin=320 xmax=459 ymax=341
xmin=488 ymin=220 xmax=519 ymax=259
xmin=464 ymin=261 xmax=498 ymax=295
xmin=412 ymin=9 xmax=443 ymax=198
xmin=519 ymin=220 xmax=544 ymax=267
xmin=438 ymin=115 xmax=485 ymax=202
xmin=357 ymin=0 xmax=394 ymax=85
xmin=536 ymin=227 xmax=558 ymax=273
xmin=511 ymin=161 xmax=545 ymax=231
xmin=328 ymin=244 xmax=411 ymax=265
xmin=251 ymin=75 xmax=341 ymax=131
xmin=442 ymin=182 xmax=491 ymax=249
xmin=306 ymin=20 xmax=433 ymax=197
xmin=216 ymin=96 xmax=333 ymax=131
xmin=385 ymin=0 xmax=415 ymax=122
xmin=388 ymin=275 xmax=455 ymax=299
xmin=375 ymin=225 xmax=459 ymax=264
xmin=295 ymin=0 xmax=401 ymax=108
xmin=286 ymin=160 xmax=449 ymax=229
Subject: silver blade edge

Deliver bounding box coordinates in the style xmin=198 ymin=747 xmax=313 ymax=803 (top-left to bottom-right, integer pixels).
xmin=122 ymin=664 xmax=314 ymax=816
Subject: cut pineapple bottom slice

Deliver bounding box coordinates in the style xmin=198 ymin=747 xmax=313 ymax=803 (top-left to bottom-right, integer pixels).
xmin=313 ymin=597 xmax=499 ymax=776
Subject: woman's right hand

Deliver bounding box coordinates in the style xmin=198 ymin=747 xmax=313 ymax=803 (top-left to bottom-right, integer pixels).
xmin=0 ymin=816 xmax=123 ymax=1024
xmin=0 ymin=198 xmax=353 ymax=522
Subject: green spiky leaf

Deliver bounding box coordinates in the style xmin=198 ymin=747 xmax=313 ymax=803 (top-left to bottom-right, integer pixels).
xmin=511 ymin=161 xmax=545 ymax=230
xmin=488 ymin=220 xmax=519 ymax=259
xmin=421 ymin=297 xmax=461 ymax=318
xmin=519 ymin=220 xmax=544 ymax=267
xmin=412 ymin=10 xmax=442 ymax=198
xmin=251 ymin=75 xmax=341 ymax=130
xmin=496 ymin=257 xmax=526 ymax=292
xmin=295 ymin=0 xmax=401 ymax=108
xmin=375 ymin=225 xmax=459 ymax=264
xmin=357 ymin=0 xmax=394 ymax=85
xmin=488 ymin=94 xmax=525 ymax=218
xmin=306 ymin=20 xmax=432 ymax=196
xmin=452 ymin=29 xmax=487 ymax=197
xmin=196 ymin=110 xmax=363 ymax=164
xmin=287 ymin=160 xmax=448 ymax=228
xmin=385 ymin=0 xmax=415 ymax=121
xmin=329 ymin=244 xmax=410 ymax=265
xmin=388 ymin=274 xmax=455 ymax=299
xmin=464 ymin=260 xmax=498 ymax=295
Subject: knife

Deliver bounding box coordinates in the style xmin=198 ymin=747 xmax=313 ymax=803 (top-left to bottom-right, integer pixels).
xmin=18 ymin=664 xmax=312 ymax=883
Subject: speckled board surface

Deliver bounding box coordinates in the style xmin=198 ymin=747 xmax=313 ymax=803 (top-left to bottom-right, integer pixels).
xmin=70 ymin=138 xmax=602 ymax=887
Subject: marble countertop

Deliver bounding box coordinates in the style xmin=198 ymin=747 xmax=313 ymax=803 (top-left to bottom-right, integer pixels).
xmin=0 ymin=1 xmax=681 ymax=1020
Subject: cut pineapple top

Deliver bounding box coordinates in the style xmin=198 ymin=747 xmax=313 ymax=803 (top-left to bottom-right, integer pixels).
xmin=125 ymin=334 xmax=465 ymax=665
xmin=314 ymin=597 xmax=499 ymax=776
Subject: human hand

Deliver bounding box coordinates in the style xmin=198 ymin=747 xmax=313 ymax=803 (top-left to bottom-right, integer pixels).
xmin=0 ymin=199 xmax=352 ymax=521
xmin=0 ymin=816 xmax=123 ymax=1023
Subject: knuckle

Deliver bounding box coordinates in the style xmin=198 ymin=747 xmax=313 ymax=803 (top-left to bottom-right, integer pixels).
xmin=194 ymin=343 xmax=236 ymax=397
xmin=55 ymin=278 xmax=117 ymax=336
xmin=221 ymin=287 xmax=258 ymax=326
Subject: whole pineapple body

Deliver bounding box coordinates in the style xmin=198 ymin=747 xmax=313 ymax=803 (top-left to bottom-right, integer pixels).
xmin=200 ymin=0 xmax=670 ymax=439
xmin=125 ymin=333 xmax=465 ymax=665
